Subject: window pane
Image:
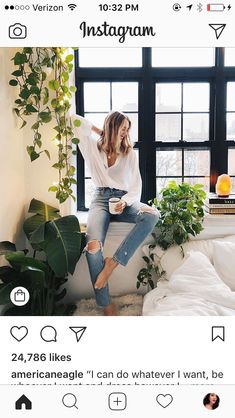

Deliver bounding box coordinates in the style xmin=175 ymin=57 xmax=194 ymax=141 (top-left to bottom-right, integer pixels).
xmin=152 ymin=48 xmax=215 ymax=67
xmin=126 ymin=113 xmax=138 ymax=142
xmin=85 ymin=163 xmax=91 ymax=178
xmin=228 ymin=149 xmax=235 ymax=175
xmin=183 ymin=83 xmax=210 ymax=112
xmin=226 ymin=113 xmax=235 ymax=140
xmin=225 ymin=48 xmax=235 ymax=66
xmin=156 ymin=150 xmax=182 ymax=176
xmin=156 ymin=114 xmax=181 ymax=141
xmin=184 ymin=177 xmax=209 ymax=192
xmin=156 ymin=83 xmax=181 ymax=112
xmin=183 ymin=114 xmax=209 ymax=141
xmin=227 ymin=82 xmax=235 ymax=111
xmin=184 ymin=150 xmax=210 ymax=176
xmin=84 ymin=112 xmax=107 ymax=131
xmin=134 ymin=149 xmax=139 ymax=167
xmin=156 ymin=178 xmax=181 ymax=197
xmin=84 ymin=83 xmax=110 ymax=112
xmin=85 ymin=179 xmax=96 ymax=208
xmin=112 ymin=82 xmax=138 ymax=111
xmin=79 ymin=48 xmax=142 ymax=67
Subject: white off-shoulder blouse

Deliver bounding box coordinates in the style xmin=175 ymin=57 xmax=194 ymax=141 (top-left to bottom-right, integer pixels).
xmin=72 ymin=114 xmax=142 ymax=207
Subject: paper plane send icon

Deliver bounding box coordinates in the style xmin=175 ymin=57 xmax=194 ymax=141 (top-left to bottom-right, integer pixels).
xmin=69 ymin=326 xmax=86 ymax=342
xmin=209 ymin=24 xmax=226 ymax=39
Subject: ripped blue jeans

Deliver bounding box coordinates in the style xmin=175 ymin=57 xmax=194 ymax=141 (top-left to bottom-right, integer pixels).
xmin=84 ymin=187 xmax=160 ymax=307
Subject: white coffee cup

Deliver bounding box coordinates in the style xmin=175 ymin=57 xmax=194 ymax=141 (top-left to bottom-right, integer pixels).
xmin=109 ymin=197 xmax=121 ymax=214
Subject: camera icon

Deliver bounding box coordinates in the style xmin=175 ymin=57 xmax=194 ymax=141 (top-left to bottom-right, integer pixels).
xmin=9 ymin=23 xmax=27 ymax=39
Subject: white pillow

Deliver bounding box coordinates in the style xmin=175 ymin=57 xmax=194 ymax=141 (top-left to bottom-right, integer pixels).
xmin=169 ymin=251 xmax=235 ymax=309
xmin=142 ymin=234 xmax=235 ymax=281
xmin=213 ymin=241 xmax=235 ymax=291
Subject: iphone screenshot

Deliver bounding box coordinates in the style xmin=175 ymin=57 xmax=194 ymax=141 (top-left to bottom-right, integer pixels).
xmin=0 ymin=0 xmax=235 ymax=416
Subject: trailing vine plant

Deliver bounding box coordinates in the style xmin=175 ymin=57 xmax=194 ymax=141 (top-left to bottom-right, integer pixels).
xmin=137 ymin=181 xmax=206 ymax=290
xmin=9 ymin=47 xmax=80 ymax=203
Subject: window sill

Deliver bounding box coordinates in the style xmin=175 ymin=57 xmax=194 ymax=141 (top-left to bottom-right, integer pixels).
xmin=194 ymin=212 xmax=235 ymax=240
xmin=77 ymin=211 xmax=235 ymax=240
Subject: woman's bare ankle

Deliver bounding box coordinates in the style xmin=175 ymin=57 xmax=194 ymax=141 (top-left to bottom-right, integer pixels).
xmin=94 ymin=257 xmax=118 ymax=289
xmin=103 ymin=303 xmax=117 ymax=316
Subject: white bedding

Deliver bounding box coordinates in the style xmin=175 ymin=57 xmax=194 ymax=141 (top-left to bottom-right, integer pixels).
xmin=143 ymin=251 xmax=235 ymax=316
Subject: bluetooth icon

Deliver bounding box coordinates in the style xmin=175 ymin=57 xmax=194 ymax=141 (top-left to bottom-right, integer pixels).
xmin=197 ymin=3 xmax=203 ymax=12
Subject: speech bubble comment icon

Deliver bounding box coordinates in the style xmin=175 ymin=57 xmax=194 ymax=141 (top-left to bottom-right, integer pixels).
xmin=40 ymin=325 xmax=57 ymax=342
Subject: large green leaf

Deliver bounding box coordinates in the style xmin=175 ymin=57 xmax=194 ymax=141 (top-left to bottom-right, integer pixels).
xmin=23 ymin=199 xmax=60 ymax=240
xmin=42 ymin=215 xmax=82 ymax=276
xmin=30 ymin=223 xmax=46 ymax=244
xmin=21 ymin=267 xmax=46 ymax=289
xmin=6 ymin=251 xmax=49 ymax=275
xmin=0 ymin=241 xmax=16 ymax=256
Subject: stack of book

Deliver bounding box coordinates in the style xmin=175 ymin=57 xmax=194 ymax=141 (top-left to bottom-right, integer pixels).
xmin=205 ymin=193 xmax=235 ymax=214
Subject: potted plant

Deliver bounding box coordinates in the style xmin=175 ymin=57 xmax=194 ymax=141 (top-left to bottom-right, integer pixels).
xmin=0 ymin=199 xmax=85 ymax=315
xmin=137 ymin=181 xmax=206 ymax=289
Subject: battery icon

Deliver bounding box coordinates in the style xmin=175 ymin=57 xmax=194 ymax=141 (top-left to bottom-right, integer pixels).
xmin=207 ymin=4 xmax=225 ymax=11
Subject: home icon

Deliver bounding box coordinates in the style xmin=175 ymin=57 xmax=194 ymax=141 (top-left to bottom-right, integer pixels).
xmin=15 ymin=394 xmax=32 ymax=410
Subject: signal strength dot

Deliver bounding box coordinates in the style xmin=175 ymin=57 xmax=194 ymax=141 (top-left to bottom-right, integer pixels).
xmin=68 ymin=3 xmax=77 ymax=10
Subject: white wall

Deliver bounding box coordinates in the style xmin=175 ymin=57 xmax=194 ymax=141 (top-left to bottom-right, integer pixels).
xmin=0 ymin=48 xmax=26 ymax=247
xmin=0 ymin=47 xmax=75 ymax=248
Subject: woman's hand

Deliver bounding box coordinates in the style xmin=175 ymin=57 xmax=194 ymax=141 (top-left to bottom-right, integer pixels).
xmin=115 ymin=200 xmax=127 ymax=214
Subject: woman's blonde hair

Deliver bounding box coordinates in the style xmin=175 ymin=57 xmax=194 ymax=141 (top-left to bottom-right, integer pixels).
xmin=97 ymin=111 xmax=132 ymax=155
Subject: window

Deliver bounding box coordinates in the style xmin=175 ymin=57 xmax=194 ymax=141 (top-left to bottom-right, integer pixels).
xmin=227 ymin=82 xmax=235 ymax=140
xmin=155 ymin=83 xmax=210 ymax=142
xmin=78 ymin=47 xmax=142 ymax=67
xmin=225 ymin=48 xmax=235 ymax=67
xmin=75 ymin=48 xmax=235 ymax=210
xmin=152 ymin=48 xmax=214 ymax=67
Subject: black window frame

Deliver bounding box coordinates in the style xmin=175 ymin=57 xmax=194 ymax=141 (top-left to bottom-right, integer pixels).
xmin=75 ymin=47 xmax=235 ymax=211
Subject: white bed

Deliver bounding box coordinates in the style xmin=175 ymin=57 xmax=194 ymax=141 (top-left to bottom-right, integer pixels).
xmin=142 ymin=235 xmax=235 ymax=316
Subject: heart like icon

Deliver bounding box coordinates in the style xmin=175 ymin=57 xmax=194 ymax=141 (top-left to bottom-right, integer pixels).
xmin=10 ymin=326 xmax=28 ymax=342
xmin=156 ymin=394 xmax=173 ymax=408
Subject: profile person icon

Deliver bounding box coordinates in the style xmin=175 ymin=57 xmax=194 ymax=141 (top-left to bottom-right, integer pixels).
xmin=203 ymin=393 xmax=220 ymax=410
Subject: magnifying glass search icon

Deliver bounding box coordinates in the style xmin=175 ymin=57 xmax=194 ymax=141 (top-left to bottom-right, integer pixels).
xmin=62 ymin=393 xmax=78 ymax=409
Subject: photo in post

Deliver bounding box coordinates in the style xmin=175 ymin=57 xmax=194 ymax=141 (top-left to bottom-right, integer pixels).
xmin=1 ymin=46 xmax=235 ymax=316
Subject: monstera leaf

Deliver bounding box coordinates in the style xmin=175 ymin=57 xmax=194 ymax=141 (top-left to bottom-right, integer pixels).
xmin=30 ymin=215 xmax=82 ymax=277
xmin=23 ymin=199 xmax=60 ymax=240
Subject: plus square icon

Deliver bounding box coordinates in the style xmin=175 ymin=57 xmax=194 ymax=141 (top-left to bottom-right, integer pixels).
xmin=108 ymin=392 xmax=127 ymax=411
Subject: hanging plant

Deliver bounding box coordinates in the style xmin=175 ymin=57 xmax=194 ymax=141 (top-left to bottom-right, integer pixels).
xmin=9 ymin=47 xmax=80 ymax=204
